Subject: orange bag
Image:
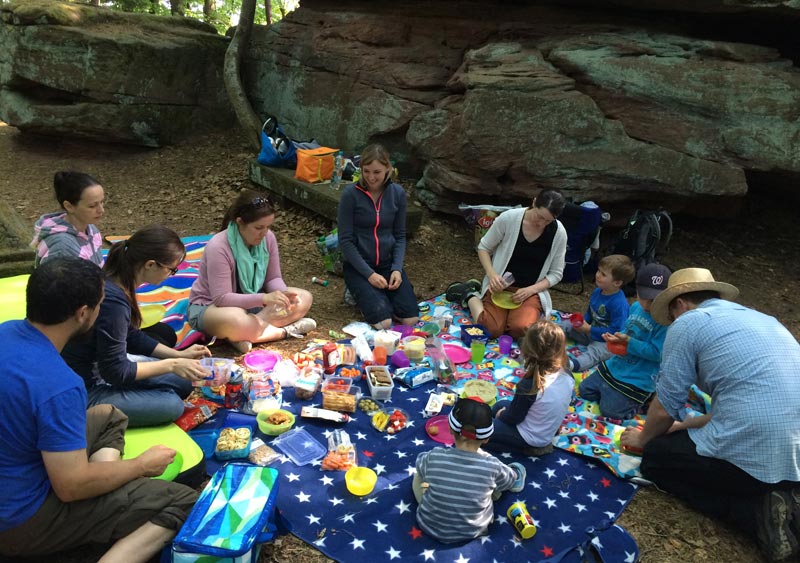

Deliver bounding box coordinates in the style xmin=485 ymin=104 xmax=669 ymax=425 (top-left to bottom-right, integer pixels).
xmin=294 ymin=147 xmax=338 ymax=183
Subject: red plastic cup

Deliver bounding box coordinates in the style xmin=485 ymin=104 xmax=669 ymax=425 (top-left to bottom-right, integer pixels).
xmin=606 ymin=340 xmax=628 ymax=355
xmin=570 ymin=313 xmax=584 ymax=329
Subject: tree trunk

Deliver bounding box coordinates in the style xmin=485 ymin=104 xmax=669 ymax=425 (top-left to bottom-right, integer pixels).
xmin=91 ymin=0 xmax=100 ymax=6
xmin=204 ymin=0 xmax=214 ymax=20
xmin=170 ymin=0 xmax=185 ymax=16
xmin=265 ymin=0 xmax=272 ymax=26
xmin=223 ymin=0 xmax=262 ymax=150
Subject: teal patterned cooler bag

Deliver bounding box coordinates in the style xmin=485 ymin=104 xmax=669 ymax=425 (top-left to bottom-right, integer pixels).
xmin=165 ymin=463 xmax=280 ymax=563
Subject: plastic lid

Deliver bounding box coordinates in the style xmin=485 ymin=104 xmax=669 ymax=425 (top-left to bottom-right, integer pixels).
xmin=272 ymin=427 xmax=326 ymax=466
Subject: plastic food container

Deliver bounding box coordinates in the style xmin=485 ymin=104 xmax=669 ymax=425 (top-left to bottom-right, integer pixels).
xmin=322 ymin=376 xmax=353 ymax=393
xmin=256 ymin=409 xmax=296 ymax=436
xmin=272 ymin=427 xmax=326 ymax=466
xmin=374 ymin=329 xmax=401 ymax=354
xmin=345 ymin=466 xmax=377 ymax=496
xmin=196 ymin=357 xmax=234 ymax=387
xmin=402 ymin=336 xmax=426 ymax=362
xmin=214 ymin=426 xmax=252 ymax=460
xmin=365 ymin=365 xmax=394 ymax=401
xmin=460 ymin=324 xmax=490 ymax=347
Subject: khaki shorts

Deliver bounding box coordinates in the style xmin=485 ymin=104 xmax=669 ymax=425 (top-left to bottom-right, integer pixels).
xmin=0 ymin=405 xmax=199 ymax=558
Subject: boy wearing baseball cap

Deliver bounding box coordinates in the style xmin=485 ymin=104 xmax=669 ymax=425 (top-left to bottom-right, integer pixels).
xmin=577 ymin=263 xmax=672 ymax=420
xmin=412 ymin=397 xmax=525 ymax=543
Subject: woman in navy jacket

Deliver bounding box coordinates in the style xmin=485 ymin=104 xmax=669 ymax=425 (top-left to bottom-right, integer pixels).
xmin=337 ymin=144 xmax=419 ymax=329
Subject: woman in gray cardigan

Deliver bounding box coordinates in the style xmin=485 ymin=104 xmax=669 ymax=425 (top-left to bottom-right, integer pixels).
xmin=447 ymin=190 xmax=567 ymax=338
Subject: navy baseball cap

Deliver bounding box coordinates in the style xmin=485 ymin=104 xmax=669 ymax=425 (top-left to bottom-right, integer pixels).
xmin=636 ymin=264 xmax=671 ymax=300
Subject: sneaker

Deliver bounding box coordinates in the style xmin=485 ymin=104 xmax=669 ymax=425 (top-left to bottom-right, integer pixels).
xmin=343 ymin=287 xmax=357 ymax=306
xmin=445 ymin=279 xmax=481 ymax=307
xmin=283 ymin=318 xmax=317 ymax=338
xmin=755 ymin=490 xmax=798 ymax=562
xmin=509 ymin=462 xmax=527 ymax=493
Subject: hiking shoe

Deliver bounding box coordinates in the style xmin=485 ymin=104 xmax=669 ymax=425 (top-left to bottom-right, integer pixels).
xmin=509 ymin=462 xmax=527 ymax=493
xmin=445 ymin=279 xmax=481 ymax=307
xmin=521 ymin=443 xmax=554 ymax=457
xmin=283 ymin=318 xmax=317 ymax=338
xmin=755 ymin=489 xmax=798 ymax=562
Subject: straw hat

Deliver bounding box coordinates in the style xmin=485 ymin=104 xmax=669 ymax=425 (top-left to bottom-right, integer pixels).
xmin=650 ymin=268 xmax=739 ymax=326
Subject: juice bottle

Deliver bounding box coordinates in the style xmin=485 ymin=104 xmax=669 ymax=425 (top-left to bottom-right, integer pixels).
xmin=322 ymin=341 xmax=340 ymax=374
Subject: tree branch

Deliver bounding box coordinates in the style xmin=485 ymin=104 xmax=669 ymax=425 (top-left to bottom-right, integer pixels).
xmin=223 ymin=0 xmax=262 ymax=150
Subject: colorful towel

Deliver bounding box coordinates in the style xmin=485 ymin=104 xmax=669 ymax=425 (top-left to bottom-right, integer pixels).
xmin=107 ymin=234 xmax=212 ymax=347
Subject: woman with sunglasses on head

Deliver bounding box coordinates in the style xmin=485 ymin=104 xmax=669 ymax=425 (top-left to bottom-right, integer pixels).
xmin=337 ymin=144 xmax=419 ymax=329
xmin=61 ymin=225 xmax=212 ymax=427
xmin=31 ymin=171 xmax=179 ymax=347
xmin=187 ymin=189 xmax=315 ymax=353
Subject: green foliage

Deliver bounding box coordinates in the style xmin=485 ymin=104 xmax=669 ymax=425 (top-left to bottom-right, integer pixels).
xmin=74 ymin=0 xmax=296 ymax=34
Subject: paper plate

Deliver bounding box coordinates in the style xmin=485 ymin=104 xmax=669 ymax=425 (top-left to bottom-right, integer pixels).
xmin=491 ymin=291 xmax=521 ymax=310
xmin=442 ymin=344 xmax=471 ymax=364
xmin=425 ymin=415 xmax=454 ymax=445
xmin=140 ymin=304 xmax=167 ymax=328
xmin=158 ymin=451 xmax=183 ymax=482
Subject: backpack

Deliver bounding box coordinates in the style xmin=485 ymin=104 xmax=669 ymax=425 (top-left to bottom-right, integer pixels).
xmin=257 ymin=116 xmax=297 ymax=169
xmin=554 ymin=201 xmax=606 ymax=294
xmin=605 ymin=209 xmax=673 ymax=295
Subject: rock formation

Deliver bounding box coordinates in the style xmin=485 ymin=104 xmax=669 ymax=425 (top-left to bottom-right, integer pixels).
xmin=0 ymin=1 xmax=232 ymax=147
xmin=244 ymin=0 xmax=800 ymax=210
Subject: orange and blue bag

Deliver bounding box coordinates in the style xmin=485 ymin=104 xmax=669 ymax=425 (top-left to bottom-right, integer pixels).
xmin=294 ymin=147 xmax=338 ymax=183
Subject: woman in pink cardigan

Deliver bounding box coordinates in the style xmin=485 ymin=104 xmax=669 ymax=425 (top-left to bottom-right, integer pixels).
xmin=187 ymin=190 xmax=314 ymax=353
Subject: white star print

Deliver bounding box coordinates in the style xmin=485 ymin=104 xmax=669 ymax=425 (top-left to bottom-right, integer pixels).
xmin=313 ymin=536 xmax=326 ymax=547
xmin=386 ymin=546 xmax=401 ymax=559
xmin=306 ymin=514 xmax=320 ymax=525
xmin=616 ymin=498 xmax=627 ymax=505
xmin=374 ymin=463 xmax=386 ymax=475
xmin=558 ymin=491 xmax=570 ymax=499
xmin=604 ymin=511 xmax=617 ymax=519
xmin=373 ymin=520 xmax=388 ymax=532
xmin=421 ymin=548 xmax=436 ymax=561
xmin=529 ymin=480 xmax=542 ymax=489
xmin=395 ymin=500 xmax=412 ymax=514
xmin=296 ymin=491 xmax=311 ymax=503
xmin=355 ymin=431 xmax=367 ymax=440
xmin=587 ymin=491 xmax=599 ymax=502
xmin=330 ymin=497 xmax=343 ymax=506
xmin=624 ymin=551 xmax=636 ymax=562
xmin=287 ymin=473 xmax=300 ymax=482
xmin=406 ymin=396 xmax=418 ymax=401
xmin=556 ymin=457 xmax=569 ymax=466
xmin=383 ymin=434 xmax=397 ymax=441
xmin=573 ymin=475 xmax=584 ymax=481
xmin=365 ymin=497 xmax=378 ymax=504
xmin=350 ymin=538 xmax=365 ymax=550
xmin=591 ymin=536 xmax=604 ymax=549
xmin=387 ymin=483 xmax=399 ymax=491
xmin=320 ymin=475 xmax=333 ymax=486
xmin=480 ymin=536 xmax=492 ymax=544
xmin=341 ymin=513 xmax=356 ymax=523
xmin=574 ymin=503 xmax=587 ymax=512
xmin=558 ymin=522 xmax=571 ymax=533
xmin=510 ymin=536 xmax=522 ymax=548
xmin=544 ymin=498 xmax=557 ymax=509
xmin=500 ymin=452 xmax=512 ymax=459
xmin=544 ymin=468 xmax=557 ymax=478
xmin=406 ymin=465 xmax=417 ymax=476
xmin=394 ymin=450 xmax=407 ymax=459
xmin=454 ymin=553 xmax=470 ymax=563
xmin=412 ymin=438 xmax=425 ymax=446
xmin=323 ymin=429 xmax=334 ymax=439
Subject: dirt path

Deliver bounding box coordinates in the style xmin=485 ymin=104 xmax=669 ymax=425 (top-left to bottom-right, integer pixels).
xmin=2 ymin=121 xmax=797 ymax=563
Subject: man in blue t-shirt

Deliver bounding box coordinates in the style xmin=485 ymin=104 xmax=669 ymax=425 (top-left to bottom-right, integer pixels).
xmin=621 ymin=268 xmax=800 ymax=563
xmin=0 ymin=257 xmax=197 ymax=562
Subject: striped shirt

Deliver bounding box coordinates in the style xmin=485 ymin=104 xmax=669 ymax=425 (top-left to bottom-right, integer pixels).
xmin=415 ymin=447 xmax=516 ymax=543
xmin=657 ymin=299 xmax=800 ymax=483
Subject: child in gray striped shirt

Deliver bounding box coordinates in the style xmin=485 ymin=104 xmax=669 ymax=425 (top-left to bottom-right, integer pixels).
xmin=413 ymin=397 xmax=526 ymax=543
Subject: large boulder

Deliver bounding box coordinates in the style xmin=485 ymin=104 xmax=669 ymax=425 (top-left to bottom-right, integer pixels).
xmin=244 ymin=0 xmax=800 ymax=210
xmin=0 ymin=1 xmax=233 ymax=147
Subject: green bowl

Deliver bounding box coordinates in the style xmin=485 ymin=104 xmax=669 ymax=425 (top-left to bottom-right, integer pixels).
xmin=420 ymin=322 xmax=440 ymax=336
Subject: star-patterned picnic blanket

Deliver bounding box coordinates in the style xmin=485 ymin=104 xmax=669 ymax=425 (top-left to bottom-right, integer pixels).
xmin=199 ymin=383 xmax=639 ymax=563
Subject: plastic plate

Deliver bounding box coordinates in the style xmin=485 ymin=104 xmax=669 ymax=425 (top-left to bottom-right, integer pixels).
xmin=491 ymin=291 xmax=521 ymax=310
xmin=442 ymin=344 xmax=471 ymax=364
xmin=425 ymin=415 xmax=454 ymax=445
xmin=157 ymin=451 xmax=184 ymax=481
xmin=140 ymin=304 xmax=167 ymax=328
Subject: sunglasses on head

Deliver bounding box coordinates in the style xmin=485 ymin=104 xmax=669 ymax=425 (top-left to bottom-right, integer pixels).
xmin=249 ymin=196 xmax=272 ymax=209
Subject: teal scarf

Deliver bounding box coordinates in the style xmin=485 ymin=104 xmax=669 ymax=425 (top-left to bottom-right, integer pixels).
xmin=227 ymin=222 xmax=268 ymax=294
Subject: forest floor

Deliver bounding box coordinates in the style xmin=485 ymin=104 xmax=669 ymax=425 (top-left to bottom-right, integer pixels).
xmin=1 ymin=121 xmax=798 ymax=563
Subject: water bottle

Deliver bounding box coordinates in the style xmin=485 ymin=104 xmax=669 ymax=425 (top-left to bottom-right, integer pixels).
xmin=331 ymin=151 xmax=344 ymax=190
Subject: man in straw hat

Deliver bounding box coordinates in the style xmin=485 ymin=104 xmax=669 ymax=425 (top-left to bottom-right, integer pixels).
xmin=621 ymin=267 xmax=800 ymax=563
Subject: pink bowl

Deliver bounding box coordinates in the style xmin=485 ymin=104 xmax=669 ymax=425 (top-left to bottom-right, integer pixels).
xmin=243 ymin=349 xmax=282 ymax=372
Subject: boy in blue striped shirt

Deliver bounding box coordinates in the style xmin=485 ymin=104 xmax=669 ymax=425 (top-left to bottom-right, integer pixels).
xmin=413 ymin=397 xmax=525 ymax=543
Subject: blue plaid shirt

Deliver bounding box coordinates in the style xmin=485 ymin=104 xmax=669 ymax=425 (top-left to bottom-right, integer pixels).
xmin=657 ymin=299 xmax=800 ymax=484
